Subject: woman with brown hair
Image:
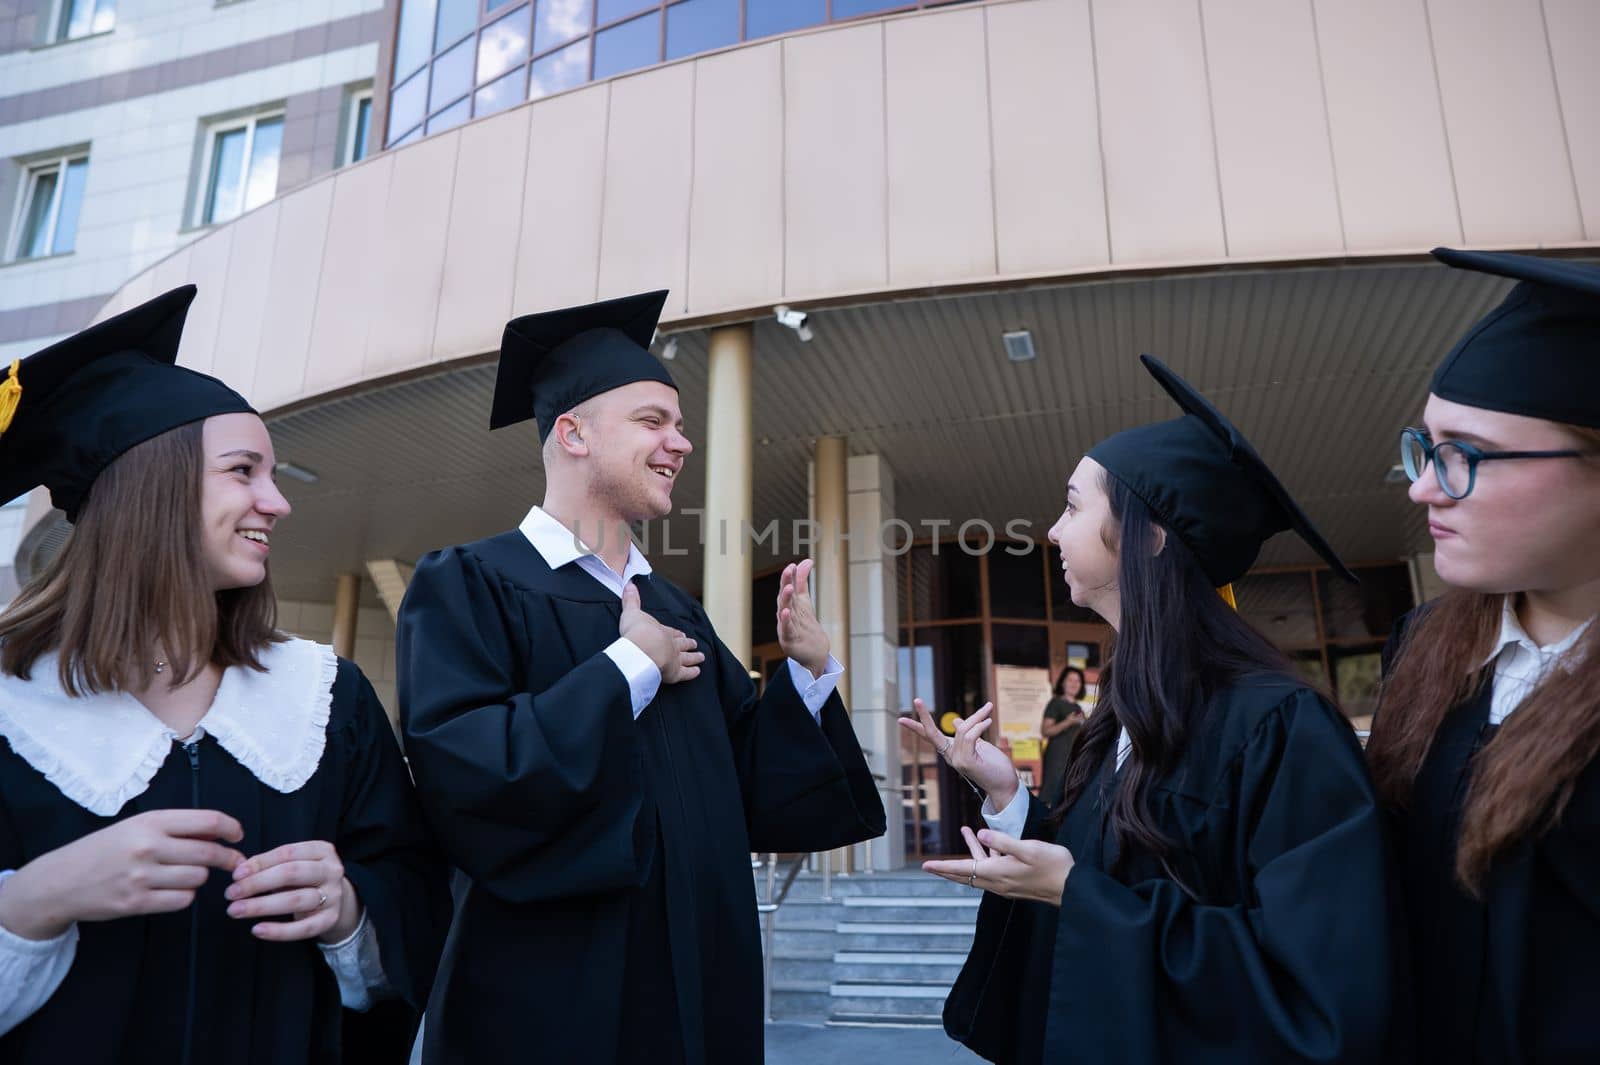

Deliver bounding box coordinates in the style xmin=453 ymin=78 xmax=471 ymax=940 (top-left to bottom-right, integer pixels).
xmin=0 ymin=288 xmax=446 ymax=1064
xmin=1369 ymin=248 xmax=1600 ymax=1065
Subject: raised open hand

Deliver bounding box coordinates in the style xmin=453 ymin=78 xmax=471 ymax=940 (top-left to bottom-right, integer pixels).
xmin=776 ymin=560 xmax=829 ymax=677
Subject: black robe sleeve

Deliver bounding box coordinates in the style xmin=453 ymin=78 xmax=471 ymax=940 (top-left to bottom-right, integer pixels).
xmin=331 ymin=663 xmax=451 ymax=1061
xmin=699 ymin=614 xmax=885 ymax=854
xmin=1044 ymin=690 xmax=1393 ymax=1064
xmin=396 ymin=546 xmax=650 ymax=904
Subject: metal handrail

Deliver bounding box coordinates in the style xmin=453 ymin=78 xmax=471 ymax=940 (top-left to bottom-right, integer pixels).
xmin=758 ymin=853 xmax=808 ymax=1022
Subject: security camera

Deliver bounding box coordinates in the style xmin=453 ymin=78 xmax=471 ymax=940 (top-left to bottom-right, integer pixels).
xmin=774 ymin=305 xmax=813 ymax=342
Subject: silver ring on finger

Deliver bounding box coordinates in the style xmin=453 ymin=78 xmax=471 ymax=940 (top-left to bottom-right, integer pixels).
xmin=968 ymin=859 xmax=978 ymax=888
xmin=316 ymin=890 xmax=328 ymax=910
xmin=939 ymin=738 xmax=954 ymax=759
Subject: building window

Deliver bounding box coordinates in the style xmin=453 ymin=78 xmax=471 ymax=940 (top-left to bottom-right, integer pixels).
xmin=341 ymin=90 xmax=373 ymax=167
xmin=196 ymin=112 xmax=283 ymax=227
xmin=48 ymin=0 xmax=115 ymax=43
xmin=7 ymin=154 xmax=88 ymax=262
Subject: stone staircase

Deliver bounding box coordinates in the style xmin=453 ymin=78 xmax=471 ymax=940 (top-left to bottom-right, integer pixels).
xmin=760 ymin=870 xmax=978 ymax=1027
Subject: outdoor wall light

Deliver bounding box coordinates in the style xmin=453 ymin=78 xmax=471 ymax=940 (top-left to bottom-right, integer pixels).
xmin=1002 ymin=329 xmax=1037 ymax=362
xmin=659 ymin=336 xmax=679 ymax=361
xmin=274 ymin=461 xmax=320 ymax=484
xmin=774 ymin=305 xmax=813 ymax=342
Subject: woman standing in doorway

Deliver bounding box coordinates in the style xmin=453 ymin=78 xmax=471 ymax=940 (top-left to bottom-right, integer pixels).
xmin=0 ymin=288 xmax=447 ymax=1063
xmin=1368 ymin=248 xmax=1600 ymax=1065
xmin=1037 ymin=667 xmax=1084 ymax=807
xmin=899 ymin=354 xmax=1397 ymax=1064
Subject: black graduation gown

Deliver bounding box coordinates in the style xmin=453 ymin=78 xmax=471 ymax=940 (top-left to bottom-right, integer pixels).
xmin=944 ymin=676 xmax=1397 ymax=1064
xmin=395 ymin=531 xmax=886 ymax=1065
xmin=0 ymin=658 xmax=449 ymax=1065
xmin=1385 ymin=653 xmax=1600 ymax=1063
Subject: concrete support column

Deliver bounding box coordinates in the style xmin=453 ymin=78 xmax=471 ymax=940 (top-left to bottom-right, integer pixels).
xmin=812 ymin=436 xmax=852 ymax=681
xmin=702 ymin=323 xmax=753 ymax=668
xmin=331 ymin=573 xmax=361 ymax=659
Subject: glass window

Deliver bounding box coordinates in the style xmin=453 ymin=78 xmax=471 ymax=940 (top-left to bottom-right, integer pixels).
xmin=429 ymin=36 xmax=474 ymax=113
xmin=664 ymin=0 xmax=737 ymax=61
xmin=831 ymin=0 xmax=907 ymax=17
xmin=597 ymin=0 xmax=653 ymax=26
xmin=528 ymin=37 xmax=590 ymax=99
xmin=487 ymin=0 xmax=519 ymax=8
xmin=1330 ymin=646 xmax=1384 ymax=723
xmin=10 ymin=155 xmax=87 ymax=260
xmin=393 ymin=0 xmax=438 ymax=80
xmin=745 ymin=0 xmax=825 ymax=39
xmin=54 ymin=0 xmax=114 ymax=41
xmin=427 ymin=97 xmax=471 ymax=134
xmin=988 ymin=547 xmax=1047 ymax=620
xmin=908 ymin=544 xmax=980 ymax=623
xmin=1234 ymin=572 xmax=1319 ymax=647
xmin=390 ymin=126 xmax=423 ymax=148
xmin=1318 ymin=564 xmax=1413 ymax=641
xmin=751 ymin=570 xmax=781 ymax=647
xmin=388 ymin=70 xmax=427 ymax=145
xmin=592 ymin=12 xmax=659 ymax=80
xmin=478 ymin=4 xmax=532 ymax=86
xmin=535 ymin=0 xmax=592 ymax=54
xmin=433 ymin=0 xmax=476 ymax=50
xmin=199 ymin=113 xmax=281 ymax=226
xmin=342 ymin=92 xmax=373 ymax=166
xmin=474 ymin=67 xmax=526 ymax=117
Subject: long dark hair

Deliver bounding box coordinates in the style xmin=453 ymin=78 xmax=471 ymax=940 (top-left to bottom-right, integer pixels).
xmin=1052 ymin=470 xmax=1296 ymax=874
xmin=0 ymin=421 xmax=281 ymax=695
xmin=1052 ymin=665 xmax=1086 ymax=700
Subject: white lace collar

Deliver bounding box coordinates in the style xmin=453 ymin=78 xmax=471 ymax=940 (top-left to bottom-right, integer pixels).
xmin=0 ymin=638 xmax=337 ymax=816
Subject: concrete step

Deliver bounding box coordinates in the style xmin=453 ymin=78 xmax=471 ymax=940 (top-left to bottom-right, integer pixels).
xmin=768 ymin=896 xmax=980 ymax=926
xmin=770 ymin=873 xmax=974 ymax=900
xmin=827 ymin=1012 xmax=946 ymax=1029
xmin=833 ymin=922 xmax=976 ymax=952
xmin=833 ymin=950 xmax=966 ymax=983
xmin=828 ymin=984 xmax=948 ymax=1018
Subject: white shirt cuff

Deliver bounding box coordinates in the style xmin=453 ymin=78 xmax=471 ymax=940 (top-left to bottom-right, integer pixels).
xmin=787 ymin=655 xmax=844 ymax=721
xmin=317 ymin=909 xmax=387 ymax=1010
xmin=0 ymin=871 xmax=78 ymax=1037
xmin=980 ymin=785 xmax=1029 ymax=839
xmin=605 ymin=638 xmax=663 ymax=718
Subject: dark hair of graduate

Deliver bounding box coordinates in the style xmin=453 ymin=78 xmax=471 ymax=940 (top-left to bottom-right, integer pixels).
xmin=1052 ymin=665 xmax=1086 ymax=700
xmin=1052 ymin=470 xmax=1297 ymax=875
xmin=1369 ymin=424 xmax=1600 ymax=896
xmin=0 ymin=420 xmax=281 ymax=696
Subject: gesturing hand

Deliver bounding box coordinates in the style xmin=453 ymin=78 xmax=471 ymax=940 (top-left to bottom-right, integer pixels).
xmin=0 ymin=809 xmax=245 ymax=942
xmin=776 ymin=560 xmax=829 ymax=677
xmin=923 ymin=825 xmax=1074 ymax=907
xmin=619 ymin=582 xmax=705 ymax=684
xmin=896 ymin=699 xmax=1019 ymax=807
xmin=226 ymin=840 xmax=362 ymax=944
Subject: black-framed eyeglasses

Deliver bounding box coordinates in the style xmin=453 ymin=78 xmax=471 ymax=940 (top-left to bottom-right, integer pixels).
xmin=1399 ymin=427 xmax=1596 ymax=500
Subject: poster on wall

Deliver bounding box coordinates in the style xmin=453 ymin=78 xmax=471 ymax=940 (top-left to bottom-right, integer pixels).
xmin=994 ymin=664 xmax=1053 ymax=787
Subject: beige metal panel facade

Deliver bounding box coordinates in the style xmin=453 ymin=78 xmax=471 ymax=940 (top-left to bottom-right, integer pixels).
xmin=782 ymin=23 xmax=889 ymax=299
xmin=1093 ymin=0 xmax=1227 ymax=262
xmin=1203 ymin=0 xmax=1343 ymax=256
xmin=211 ymin=204 xmax=281 ymax=395
xmin=598 ymin=62 xmax=695 ymax=311
xmin=1314 ymin=0 xmax=1462 ymax=250
xmin=173 ymin=236 xmax=230 ymax=375
xmin=1541 ymin=0 xmax=1599 ymax=240
xmin=1428 ymin=0 xmax=1584 ymax=244
xmin=304 ymin=153 xmax=395 ymax=394
xmin=688 ymin=43 xmax=785 ymax=313
xmin=367 ymin=131 xmax=459 ymax=376
xmin=434 ymin=108 xmax=533 ymax=361
xmin=252 ymin=181 xmax=335 ymax=409
xmin=513 ymin=84 xmax=609 ymax=315
xmin=884 ymin=8 xmax=996 ymax=284
xmin=986 ymin=0 xmax=1109 ymax=273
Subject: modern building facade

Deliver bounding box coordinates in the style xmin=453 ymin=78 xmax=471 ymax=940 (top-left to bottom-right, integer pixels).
xmin=11 ymin=0 xmax=1600 ymax=867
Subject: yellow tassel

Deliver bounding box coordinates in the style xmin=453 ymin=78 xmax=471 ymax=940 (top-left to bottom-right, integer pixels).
xmin=1218 ymin=583 xmax=1237 ymax=610
xmin=0 ymin=360 xmax=20 ymax=437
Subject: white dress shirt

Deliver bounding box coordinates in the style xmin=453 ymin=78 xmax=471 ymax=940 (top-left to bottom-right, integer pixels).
xmin=518 ymin=505 xmax=843 ymax=719
xmin=1480 ymin=599 xmax=1592 ymax=726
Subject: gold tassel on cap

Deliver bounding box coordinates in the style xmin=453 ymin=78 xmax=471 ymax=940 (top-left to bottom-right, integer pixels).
xmin=1218 ymin=583 xmax=1237 ymax=610
xmin=0 ymin=360 xmax=20 ymax=437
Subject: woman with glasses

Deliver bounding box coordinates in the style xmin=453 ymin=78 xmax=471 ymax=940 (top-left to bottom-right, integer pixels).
xmin=1369 ymin=247 xmax=1600 ymax=1065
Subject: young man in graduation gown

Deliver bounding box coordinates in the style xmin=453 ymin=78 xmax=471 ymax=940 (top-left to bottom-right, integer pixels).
xmin=1369 ymin=249 xmax=1600 ymax=1064
xmin=395 ymin=290 xmax=886 ymax=1065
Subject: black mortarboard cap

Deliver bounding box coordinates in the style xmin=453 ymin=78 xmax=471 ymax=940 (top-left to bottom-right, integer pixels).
xmin=0 ymin=285 xmax=255 ymax=522
xmin=1088 ymin=355 xmax=1356 ymax=587
xmin=491 ymin=290 xmax=677 ymax=441
xmin=1429 ymin=247 xmax=1600 ymax=429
